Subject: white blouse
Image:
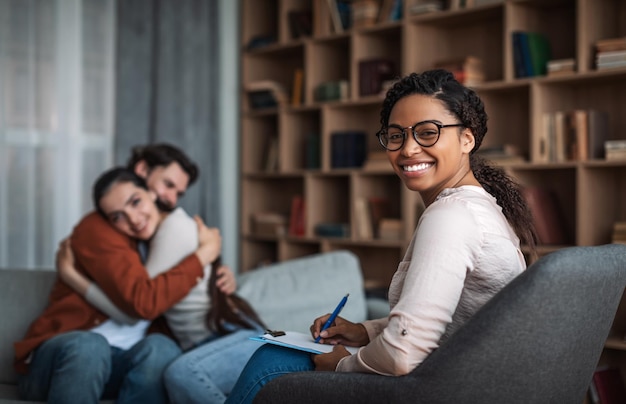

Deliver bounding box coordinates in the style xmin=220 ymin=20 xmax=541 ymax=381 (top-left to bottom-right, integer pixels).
xmin=337 ymin=186 xmax=526 ymax=375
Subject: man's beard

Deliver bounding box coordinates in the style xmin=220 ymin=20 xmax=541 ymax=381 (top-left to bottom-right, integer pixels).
xmin=156 ymin=199 xmax=175 ymax=212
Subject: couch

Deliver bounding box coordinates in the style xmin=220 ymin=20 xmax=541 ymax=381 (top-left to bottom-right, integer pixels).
xmin=0 ymin=250 xmax=387 ymax=403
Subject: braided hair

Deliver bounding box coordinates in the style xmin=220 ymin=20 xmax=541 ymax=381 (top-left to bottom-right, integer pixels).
xmin=380 ymin=69 xmax=537 ymax=254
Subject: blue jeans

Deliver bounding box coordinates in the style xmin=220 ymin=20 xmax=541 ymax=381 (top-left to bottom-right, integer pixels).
xmin=164 ymin=326 xmax=264 ymax=404
xmin=18 ymin=331 xmax=181 ymax=404
xmin=224 ymin=344 xmax=315 ymax=404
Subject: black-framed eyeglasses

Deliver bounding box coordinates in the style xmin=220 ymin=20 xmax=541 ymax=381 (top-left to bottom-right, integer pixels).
xmin=376 ymin=120 xmax=464 ymax=151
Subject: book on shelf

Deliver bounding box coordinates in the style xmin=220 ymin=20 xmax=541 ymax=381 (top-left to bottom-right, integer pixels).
xmin=290 ymin=68 xmax=304 ymax=107
xmin=326 ymin=0 xmax=351 ymax=33
xmin=379 ymin=218 xmax=403 ymax=240
xmin=314 ymin=222 xmax=350 ymax=238
xmin=595 ymin=37 xmax=626 ymax=53
xmin=409 ymin=0 xmax=444 ymax=15
xmin=288 ymin=195 xmax=306 ymax=236
xmin=547 ymin=58 xmax=576 ymax=77
xmin=358 ymin=58 xmax=396 ymax=96
xmin=314 ymin=80 xmax=349 ymax=102
xmin=287 ymin=10 xmax=313 ymax=39
xmin=596 ymin=49 xmax=626 ymax=70
xmin=534 ymin=113 xmax=553 ymax=163
xmin=435 ymin=56 xmax=485 ymax=87
xmin=590 ymin=367 xmax=626 ymax=404
xmin=605 ymin=140 xmax=626 ymax=162
xmin=612 ymin=221 xmax=626 ymax=245
xmin=251 ymin=212 xmax=288 ymax=237
xmin=475 ymin=144 xmax=525 ymax=164
xmin=378 ymin=0 xmax=402 ymax=22
xmin=351 ymin=0 xmax=380 ymax=28
xmin=305 ymin=132 xmax=321 ymax=169
xmin=537 ymin=109 xmax=610 ymax=162
xmin=355 ymin=198 xmax=374 ymax=239
xmin=331 ymin=131 xmax=368 ymax=168
xmin=264 ymin=137 xmax=279 ymax=172
xmin=512 ymin=31 xmax=551 ymax=78
xmin=368 ymin=196 xmax=390 ymax=238
xmin=245 ymin=81 xmax=288 ymax=109
xmin=522 ymin=186 xmax=568 ymax=246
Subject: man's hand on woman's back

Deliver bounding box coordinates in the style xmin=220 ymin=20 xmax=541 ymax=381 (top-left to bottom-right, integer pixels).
xmin=194 ymin=215 xmax=222 ymax=266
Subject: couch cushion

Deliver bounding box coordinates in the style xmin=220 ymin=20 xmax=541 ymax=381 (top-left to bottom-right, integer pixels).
xmin=237 ymin=251 xmax=367 ymax=333
xmin=0 ymin=269 xmax=56 ymax=385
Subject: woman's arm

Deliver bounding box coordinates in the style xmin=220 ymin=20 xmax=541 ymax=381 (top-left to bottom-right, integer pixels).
xmin=56 ymin=237 xmax=140 ymax=324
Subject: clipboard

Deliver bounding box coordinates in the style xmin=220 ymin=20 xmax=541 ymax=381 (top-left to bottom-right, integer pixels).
xmin=250 ymin=331 xmax=359 ymax=355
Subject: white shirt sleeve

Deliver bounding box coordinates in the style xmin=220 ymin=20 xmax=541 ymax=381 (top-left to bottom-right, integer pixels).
xmin=337 ymin=199 xmax=480 ymax=375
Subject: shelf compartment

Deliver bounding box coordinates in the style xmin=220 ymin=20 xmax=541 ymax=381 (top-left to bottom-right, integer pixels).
xmin=306 ymin=173 xmax=351 ymax=238
xmin=352 ymin=25 xmax=403 ymax=99
xmin=282 ymin=108 xmax=321 ymax=171
xmin=509 ymin=166 xmax=577 ymax=247
xmin=240 ymin=238 xmax=280 ymax=272
xmin=241 ymin=176 xmax=304 ymax=236
xmin=307 ymin=36 xmax=351 ymax=102
xmin=477 ymin=83 xmax=531 ymax=161
xmin=352 ymin=172 xmax=403 ymax=241
xmin=405 ymin=5 xmax=504 ymax=82
xmin=578 ymin=164 xmax=626 ymax=246
xmin=241 ymin=114 xmax=279 ymax=174
xmin=505 ymin=1 xmax=576 ymax=80
xmin=242 ymin=44 xmax=304 ymax=94
xmin=321 ymin=102 xmax=381 ymax=171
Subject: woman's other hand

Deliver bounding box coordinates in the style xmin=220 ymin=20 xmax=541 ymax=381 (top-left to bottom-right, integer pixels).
xmin=312 ymin=345 xmax=351 ymax=371
xmin=310 ymin=315 xmax=370 ymax=347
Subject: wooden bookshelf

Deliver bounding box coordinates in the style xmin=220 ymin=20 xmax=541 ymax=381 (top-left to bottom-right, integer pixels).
xmin=240 ymin=0 xmax=626 ymax=390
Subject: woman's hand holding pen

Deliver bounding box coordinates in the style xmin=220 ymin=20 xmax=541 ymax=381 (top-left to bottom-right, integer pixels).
xmin=310 ymin=315 xmax=369 ymax=347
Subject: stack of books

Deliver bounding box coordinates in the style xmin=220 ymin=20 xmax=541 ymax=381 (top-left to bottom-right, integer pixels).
xmin=434 ymin=56 xmax=485 ymax=87
xmin=547 ymin=58 xmax=576 ymax=77
xmin=595 ymin=37 xmax=626 ymax=70
xmin=409 ymin=0 xmax=444 ymax=15
xmin=246 ymin=81 xmax=288 ymax=109
xmin=612 ymin=222 xmax=626 ymax=245
xmin=476 ymin=144 xmax=525 ymax=164
xmin=605 ymin=140 xmax=626 ymax=161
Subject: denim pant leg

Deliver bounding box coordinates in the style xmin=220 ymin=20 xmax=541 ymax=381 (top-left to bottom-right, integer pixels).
xmin=104 ymin=333 xmax=181 ymax=404
xmin=17 ymin=331 xmax=111 ymax=404
xmin=164 ymin=327 xmax=264 ymax=404
xmin=225 ymin=344 xmax=315 ymax=404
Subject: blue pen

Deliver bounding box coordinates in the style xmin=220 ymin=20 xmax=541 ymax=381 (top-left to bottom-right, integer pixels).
xmin=315 ymin=293 xmax=349 ymax=343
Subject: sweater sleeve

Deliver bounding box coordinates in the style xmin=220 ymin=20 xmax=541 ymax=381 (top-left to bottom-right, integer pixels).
xmin=336 ymin=200 xmax=480 ymax=375
xmin=71 ymin=212 xmax=204 ymax=320
xmin=85 ymin=284 xmax=139 ymax=324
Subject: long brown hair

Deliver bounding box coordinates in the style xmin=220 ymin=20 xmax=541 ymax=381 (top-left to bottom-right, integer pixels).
xmin=205 ymin=256 xmax=265 ymax=335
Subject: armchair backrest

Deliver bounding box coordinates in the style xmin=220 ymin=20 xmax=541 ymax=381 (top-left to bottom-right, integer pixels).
xmin=255 ymin=244 xmax=626 ymax=404
xmin=408 ymin=244 xmax=626 ymax=403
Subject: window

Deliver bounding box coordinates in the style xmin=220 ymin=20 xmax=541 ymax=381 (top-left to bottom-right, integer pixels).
xmin=0 ymin=0 xmax=115 ymax=268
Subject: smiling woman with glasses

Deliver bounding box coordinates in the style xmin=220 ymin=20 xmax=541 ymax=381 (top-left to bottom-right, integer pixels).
xmin=224 ymin=69 xmax=539 ymax=404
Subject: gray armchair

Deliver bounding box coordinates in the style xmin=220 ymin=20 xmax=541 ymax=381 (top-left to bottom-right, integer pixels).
xmin=254 ymin=244 xmax=626 ymax=404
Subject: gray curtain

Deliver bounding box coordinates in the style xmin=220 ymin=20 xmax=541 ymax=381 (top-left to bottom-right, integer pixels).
xmin=114 ymin=0 xmax=220 ymax=225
